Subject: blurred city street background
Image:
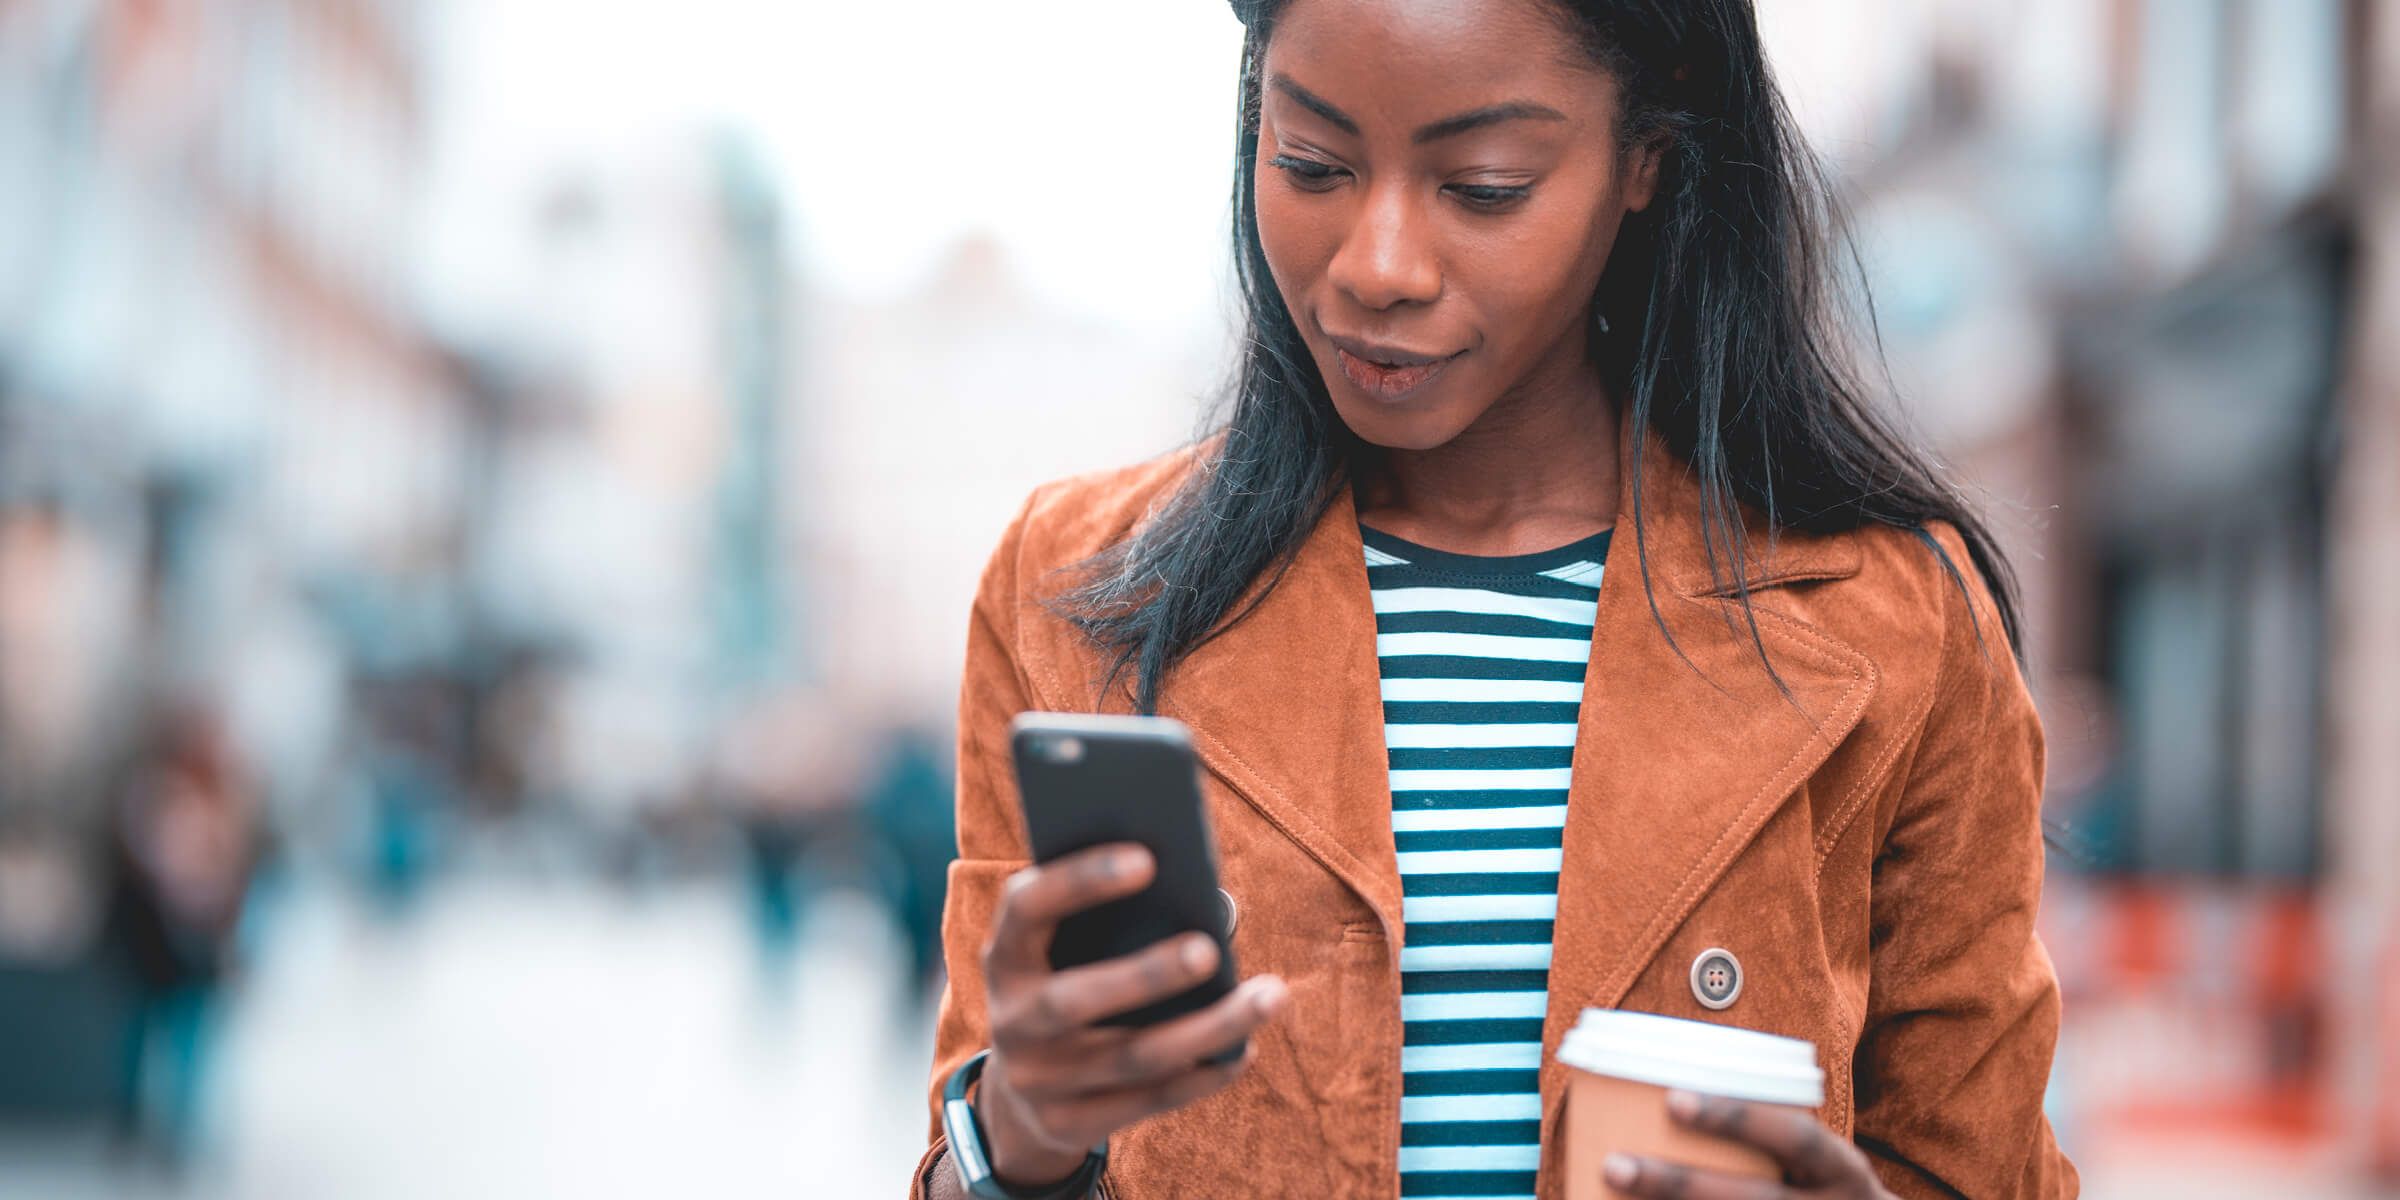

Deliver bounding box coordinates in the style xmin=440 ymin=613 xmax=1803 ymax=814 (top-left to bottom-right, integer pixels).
xmin=0 ymin=1 xmax=2395 ymax=1197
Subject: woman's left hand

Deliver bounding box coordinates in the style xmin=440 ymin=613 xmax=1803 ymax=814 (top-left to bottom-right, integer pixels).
xmin=1602 ymin=1090 xmax=1897 ymax=1200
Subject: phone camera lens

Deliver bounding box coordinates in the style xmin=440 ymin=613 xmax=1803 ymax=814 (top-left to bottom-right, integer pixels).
xmin=1050 ymin=735 xmax=1084 ymax=764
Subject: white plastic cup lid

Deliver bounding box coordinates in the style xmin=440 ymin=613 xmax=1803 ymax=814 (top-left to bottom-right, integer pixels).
xmin=1556 ymin=1009 xmax=1824 ymax=1108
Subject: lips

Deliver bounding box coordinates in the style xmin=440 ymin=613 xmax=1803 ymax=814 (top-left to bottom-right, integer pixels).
xmin=1328 ymin=335 xmax=1465 ymax=401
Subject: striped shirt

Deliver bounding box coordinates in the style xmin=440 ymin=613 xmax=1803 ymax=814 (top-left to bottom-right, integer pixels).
xmin=1365 ymin=520 xmax=1611 ymax=1200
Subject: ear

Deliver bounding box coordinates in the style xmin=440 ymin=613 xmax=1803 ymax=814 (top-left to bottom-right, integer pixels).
xmin=1622 ymin=133 xmax=1669 ymax=215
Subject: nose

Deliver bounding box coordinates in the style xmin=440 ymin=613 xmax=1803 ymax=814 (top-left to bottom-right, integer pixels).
xmin=1325 ymin=178 xmax=1441 ymax=312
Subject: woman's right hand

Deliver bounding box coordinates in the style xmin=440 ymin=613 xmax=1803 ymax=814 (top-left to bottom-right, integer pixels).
xmin=972 ymin=842 xmax=1289 ymax=1188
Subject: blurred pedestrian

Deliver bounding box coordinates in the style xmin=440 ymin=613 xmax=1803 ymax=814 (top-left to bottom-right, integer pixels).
xmin=102 ymin=701 xmax=259 ymax=1159
xmin=717 ymin=689 xmax=868 ymax=987
xmin=859 ymin=721 xmax=956 ymax=1014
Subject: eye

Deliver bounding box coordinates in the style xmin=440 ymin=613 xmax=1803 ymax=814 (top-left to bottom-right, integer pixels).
xmin=1447 ymin=182 xmax=1533 ymax=212
xmin=1267 ymin=153 xmax=1347 ymax=192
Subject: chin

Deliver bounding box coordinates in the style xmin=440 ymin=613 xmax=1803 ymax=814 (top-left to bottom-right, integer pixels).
xmin=1329 ymin=396 xmax=1478 ymax=453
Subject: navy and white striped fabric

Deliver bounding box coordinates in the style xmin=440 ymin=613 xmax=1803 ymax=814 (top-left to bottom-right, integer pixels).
xmin=1364 ymin=521 xmax=1610 ymax=1200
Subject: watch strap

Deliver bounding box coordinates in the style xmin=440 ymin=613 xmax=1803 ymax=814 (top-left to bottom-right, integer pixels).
xmin=944 ymin=1049 xmax=1109 ymax=1200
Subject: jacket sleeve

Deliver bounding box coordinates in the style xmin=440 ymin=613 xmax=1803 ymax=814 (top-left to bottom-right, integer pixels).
xmin=910 ymin=488 xmax=1049 ymax=1198
xmin=1851 ymin=523 xmax=2079 ymax=1198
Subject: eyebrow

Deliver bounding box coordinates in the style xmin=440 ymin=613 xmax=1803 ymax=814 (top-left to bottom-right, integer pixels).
xmin=1269 ymin=75 xmax=1569 ymax=144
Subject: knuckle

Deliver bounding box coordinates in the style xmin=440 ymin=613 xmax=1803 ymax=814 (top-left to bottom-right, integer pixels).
xmin=1111 ymin=1038 xmax=1155 ymax=1081
xmin=1141 ymin=945 xmax=1182 ymax=992
xmin=1842 ymin=1140 xmax=1875 ymax=1174
xmin=1653 ymin=1160 xmax=1692 ymax=1200
xmin=1001 ymin=990 xmax=1062 ymax=1041
xmin=1801 ymin=1124 xmax=1846 ymax=1170
xmin=1036 ymin=980 xmax=1083 ymax=1028
xmin=1025 ymin=986 xmax=1069 ymax=1035
xmin=989 ymin=1001 xmax=1031 ymax=1045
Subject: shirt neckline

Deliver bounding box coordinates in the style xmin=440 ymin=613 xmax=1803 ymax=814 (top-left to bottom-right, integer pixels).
xmin=1359 ymin=521 xmax=1614 ymax=579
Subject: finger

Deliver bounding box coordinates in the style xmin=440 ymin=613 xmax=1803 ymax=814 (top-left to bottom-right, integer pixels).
xmin=1081 ymin=973 xmax=1288 ymax=1090
xmin=982 ymin=844 xmax=1155 ymax=984
xmin=1602 ymin=1153 xmax=1789 ymax=1200
xmin=1039 ymin=1040 xmax=1255 ymax=1144
xmin=1036 ymin=932 xmax=1224 ymax=1033
xmin=1666 ymin=1091 xmax=1865 ymax=1187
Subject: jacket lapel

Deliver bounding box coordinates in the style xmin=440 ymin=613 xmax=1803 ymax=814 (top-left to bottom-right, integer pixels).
xmin=1153 ymin=420 xmax=1878 ymax=1133
xmin=1533 ymin=425 xmax=1877 ymax=1168
xmin=1156 ymin=478 xmax=1407 ymax=937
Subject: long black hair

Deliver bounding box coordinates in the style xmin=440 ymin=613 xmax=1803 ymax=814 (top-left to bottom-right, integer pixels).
xmin=1053 ymin=0 xmax=2025 ymax=719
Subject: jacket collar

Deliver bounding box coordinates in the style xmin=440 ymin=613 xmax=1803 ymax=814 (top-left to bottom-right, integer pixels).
xmin=1151 ymin=419 xmax=1877 ymax=1152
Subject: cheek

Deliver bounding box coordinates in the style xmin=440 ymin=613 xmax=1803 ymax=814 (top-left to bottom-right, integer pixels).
xmin=1457 ymin=218 xmax=1604 ymax=346
xmin=1252 ymin=174 xmax=1330 ymax=302
xmin=1520 ymin=183 xmax=1630 ymax=308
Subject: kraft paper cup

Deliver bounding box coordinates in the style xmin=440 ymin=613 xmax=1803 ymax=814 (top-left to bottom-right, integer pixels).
xmin=1557 ymin=1009 xmax=1825 ymax=1200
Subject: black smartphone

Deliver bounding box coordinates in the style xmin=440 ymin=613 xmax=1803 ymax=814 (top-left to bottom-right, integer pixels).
xmin=1009 ymin=712 xmax=1241 ymax=1051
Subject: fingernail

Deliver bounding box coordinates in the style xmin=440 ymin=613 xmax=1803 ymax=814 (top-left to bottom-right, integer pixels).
xmin=1116 ymin=848 xmax=1147 ymax=877
xmin=1254 ymin=976 xmax=1288 ymax=1015
xmin=1182 ymin=935 xmax=1213 ymax=971
xmin=1666 ymin=1089 xmax=1701 ymax=1120
xmin=1603 ymin=1153 xmax=1637 ymax=1188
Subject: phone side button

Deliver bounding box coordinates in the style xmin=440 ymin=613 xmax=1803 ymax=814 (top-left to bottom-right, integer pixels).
xmin=1217 ymin=887 xmax=1239 ymax=938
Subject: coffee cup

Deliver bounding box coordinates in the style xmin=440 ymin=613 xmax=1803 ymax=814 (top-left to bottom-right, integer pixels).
xmin=1557 ymin=1008 xmax=1825 ymax=1200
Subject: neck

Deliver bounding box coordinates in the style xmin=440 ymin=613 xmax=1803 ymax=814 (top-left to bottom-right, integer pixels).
xmin=1351 ymin=358 xmax=1623 ymax=557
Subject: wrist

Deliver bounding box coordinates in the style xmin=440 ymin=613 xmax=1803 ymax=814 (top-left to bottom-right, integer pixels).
xmin=944 ymin=1050 xmax=1107 ymax=1199
xmin=974 ymin=1069 xmax=1090 ymax=1187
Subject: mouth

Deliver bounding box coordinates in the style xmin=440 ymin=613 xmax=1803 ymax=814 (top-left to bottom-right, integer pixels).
xmin=1327 ymin=335 xmax=1467 ymax=401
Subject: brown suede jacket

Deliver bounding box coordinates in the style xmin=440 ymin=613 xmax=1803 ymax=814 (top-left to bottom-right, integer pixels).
xmin=911 ymin=421 xmax=2079 ymax=1199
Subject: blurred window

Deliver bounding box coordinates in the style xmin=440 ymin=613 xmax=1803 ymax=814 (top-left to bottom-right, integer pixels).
xmin=2114 ymin=0 xmax=2232 ymax=277
xmin=2229 ymin=0 xmax=2345 ymax=216
xmin=2076 ymin=235 xmax=2344 ymax=880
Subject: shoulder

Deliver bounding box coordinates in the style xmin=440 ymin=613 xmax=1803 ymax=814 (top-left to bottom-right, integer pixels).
xmin=990 ymin=435 xmax=1218 ymax=579
xmin=1802 ymin=515 xmax=2006 ymax=650
xmin=968 ymin=436 xmax=1216 ymax=631
xmin=963 ymin=439 xmax=1217 ymax=709
xmin=1754 ymin=514 xmax=2025 ymax=739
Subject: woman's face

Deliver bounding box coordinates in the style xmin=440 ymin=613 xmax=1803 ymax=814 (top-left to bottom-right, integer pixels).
xmin=1254 ymin=0 xmax=1661 ymax=451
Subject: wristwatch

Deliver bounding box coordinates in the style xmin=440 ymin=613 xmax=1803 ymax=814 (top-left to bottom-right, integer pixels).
xmin=943 ymin=1049 xmax=1110 ymax=1200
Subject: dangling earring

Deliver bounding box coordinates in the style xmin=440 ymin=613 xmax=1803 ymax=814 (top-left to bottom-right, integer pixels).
xmin=1594 ymin=311 xmax=1612 ymax=336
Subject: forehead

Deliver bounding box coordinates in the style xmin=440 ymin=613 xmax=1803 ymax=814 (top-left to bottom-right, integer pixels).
xmin=1264 ymin=0 xmax=1609 ymax=119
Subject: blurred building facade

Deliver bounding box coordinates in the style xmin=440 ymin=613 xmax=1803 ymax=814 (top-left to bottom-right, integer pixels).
xmin=0 ymin=0 xmax=836 ymax=1150
xmin=1776 ymin=0 xmax=2398 ymax=1187
xmin=0 ymin=0 xmax=448 ymax=1145
xmin=2332 ymin=2 xmax=2400 ymax=1178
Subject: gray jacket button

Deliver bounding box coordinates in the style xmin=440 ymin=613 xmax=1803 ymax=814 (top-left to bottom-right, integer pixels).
xmin=1690 ymin=947 xmax=1743 ymax=1010
xmin=1217 ymin=887 xmax=1239 ymax=938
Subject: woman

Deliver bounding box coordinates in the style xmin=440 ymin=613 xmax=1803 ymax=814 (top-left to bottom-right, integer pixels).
xmin=912 ymin=1 xmax=2076 ymax=1197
